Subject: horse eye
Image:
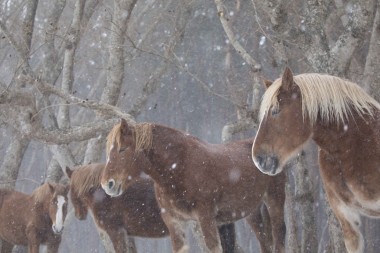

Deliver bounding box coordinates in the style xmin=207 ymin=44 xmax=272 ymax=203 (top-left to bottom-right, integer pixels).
xmin=119 ymin=148 xmax=126 ymax=153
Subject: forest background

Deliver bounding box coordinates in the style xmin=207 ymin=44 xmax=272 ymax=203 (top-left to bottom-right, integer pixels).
xmin=0 ymin=0 xmax=379 ymax=252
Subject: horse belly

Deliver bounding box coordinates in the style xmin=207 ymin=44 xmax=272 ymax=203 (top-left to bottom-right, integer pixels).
xmin=215 ymin=191 xmax=264 ymax=223
xmin=0 ymin=194 xmax=29 ymax=245
xmin=0 ymin=220 xmax=28 ymax=246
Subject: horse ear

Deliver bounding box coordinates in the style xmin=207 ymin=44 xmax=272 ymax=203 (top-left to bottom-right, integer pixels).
xmin=263 ymin=79 xmax=273 ymax=89
xmin=281 ymin=67 xmax=294 ymax=91
xmin=120 ymin=118 xmax=132 ymax=136
xmin=47 ymin=183 xmax=55 ymax=193
xmin=65 ymin=166 xmax=73 ymax=179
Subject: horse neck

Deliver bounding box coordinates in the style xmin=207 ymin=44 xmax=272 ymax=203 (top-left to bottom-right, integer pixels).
xmin=142 ymin=126 xmax=187 ymax=185
xmin=312 ymin=111 xmax=379 ymax=156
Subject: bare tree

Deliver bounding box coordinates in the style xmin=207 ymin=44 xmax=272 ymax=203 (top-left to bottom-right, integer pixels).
xmin=0 ymin=0 xmax=379 ymax=252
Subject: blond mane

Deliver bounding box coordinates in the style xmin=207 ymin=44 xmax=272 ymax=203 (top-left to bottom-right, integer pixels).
xmin=106 ymin=122 xmax=153 ymax=158
xmin=260 ymin=73 xmax=380 ymax=124
xmin=70 ymin=164 xmax=103 ymax=197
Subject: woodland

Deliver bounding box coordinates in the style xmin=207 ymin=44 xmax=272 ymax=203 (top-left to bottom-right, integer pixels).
xmin=0 ymin=0 xmax=380 ymax=252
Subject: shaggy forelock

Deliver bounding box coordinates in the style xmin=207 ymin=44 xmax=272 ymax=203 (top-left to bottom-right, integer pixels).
xmin=259 ymin=73 xmax=380 ymax=124
xmin=106 ymin=122 xmax=153 ymax=159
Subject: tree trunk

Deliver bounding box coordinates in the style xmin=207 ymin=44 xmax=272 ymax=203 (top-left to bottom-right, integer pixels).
xmin=294 ymin=153 xmax=318 ymax=253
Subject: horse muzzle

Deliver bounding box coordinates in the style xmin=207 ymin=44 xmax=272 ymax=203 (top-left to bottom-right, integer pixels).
xmin=252 ymin=154 xmax=281 ymax=176
xmin=101 ymin=179 xmax=123 ymax=197
xmin=52 ymin=224 xmax=64 ymax=234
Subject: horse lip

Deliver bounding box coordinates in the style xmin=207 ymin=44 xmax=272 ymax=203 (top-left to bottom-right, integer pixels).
xmin=111 ymin=185 xmax=123 ymax=198
xmin=53 ymin=227 xmax=63 ymax=234
xmin=254 ymin=154 xmax=279 ymax=175
xmin=271 ymin=165 xmax=278 ymax=175
xmin=101 ymin=182 xmax=123 ymax=197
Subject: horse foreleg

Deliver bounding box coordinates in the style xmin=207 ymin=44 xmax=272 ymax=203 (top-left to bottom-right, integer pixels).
xmin=126 ymin=236 xmax=137 ymax=253
xmin=246 ymin=204 xmax=272 ymax=253
xmin=218 ymin=223 xmax=236 ymax=253
xmin=160 ymin=213 xmax=188 ymax=253
xmin=26 ymin=226 xmax=40 ymax=253
xmin=265 ymin=177 xmax=286 ymax=253
xmin=27 ymin=244 xmax=39 ymax=253
xmin=326 ymin=191 xmax=363 ymax=253
xmin=46 ymin=234 xmax=62 ymax=253
xmin=197 ymin=212 xmax=223 ymax=253
xmin=0 ymin=240 xmax=14 ymax=253
xmin=105 ymin=228 xmax=133 ymax=253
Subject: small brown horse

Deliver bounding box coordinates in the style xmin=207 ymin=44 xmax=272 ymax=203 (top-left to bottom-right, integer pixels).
xmin=66 ymin=163 xmax=169 ymax=253
xmin=66 ymin=163 xmax=239 ymax=253
xmin=252 ymin=67 xmax=380 ymax=253
xmin=101 ymin=119 xmax=286 ymax=253
xmin=0 ymin=183 xmax=69 ymax=253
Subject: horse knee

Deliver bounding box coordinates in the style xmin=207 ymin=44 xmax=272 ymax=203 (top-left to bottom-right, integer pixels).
xmin=177 ymin=244 xmax=189 ymax=253
xmin=341 ymin=225 xmax=363 ymax=253
xmin=335 ymin=205 xmax=363 ymax=253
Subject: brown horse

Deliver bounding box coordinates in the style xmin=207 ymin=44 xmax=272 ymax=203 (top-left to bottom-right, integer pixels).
xmin=100 ymin=119 xmax=286 ymax=253
xmin=0 ymin=183 xmax=69 ymax=253
xmin=66 ymin=163 xmax=239 ymax=253
xmin=66 ymin=163 xmax=169 ymax=253
xmin=252 ymin=67 xmax=380 ymax=253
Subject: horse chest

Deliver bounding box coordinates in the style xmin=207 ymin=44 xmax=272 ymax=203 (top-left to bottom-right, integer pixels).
xmin=320 ymin=153 xmax=380 ymax=215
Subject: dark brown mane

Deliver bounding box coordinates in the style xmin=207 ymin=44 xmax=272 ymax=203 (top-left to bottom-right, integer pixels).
xmin=70 ymin=164 xmax=103 ymax=197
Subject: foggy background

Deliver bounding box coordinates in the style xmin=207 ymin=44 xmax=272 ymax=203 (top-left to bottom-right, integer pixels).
xmin=0 ymin=0 xmax=380 ymax=252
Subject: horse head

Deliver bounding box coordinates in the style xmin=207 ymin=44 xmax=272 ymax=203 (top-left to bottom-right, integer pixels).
xmin=252 ymin=67 xmax=312 ymax=175
xmin=46 ymin=183 xmax=69 ymax=234
xmin=101 ymin=119 xmax=149 ymax=197
xmin=66 ymin=167 xmax=89 ymax=220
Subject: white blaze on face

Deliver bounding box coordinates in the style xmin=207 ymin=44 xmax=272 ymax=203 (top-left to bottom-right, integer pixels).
xmin=252 ymin=112 xmax=266 ymax=169
xmin=107 ymin=145 xmax=115 ymax=164
xmin=54 ymin=195 xmax=66 ymax=231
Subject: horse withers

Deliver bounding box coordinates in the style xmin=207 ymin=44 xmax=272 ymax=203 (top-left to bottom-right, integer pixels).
xmin=0 ymin=183 xmax=69 ymax=253
xmin=101 ymin=120 xmax=286 ymax=253
xmin=252 ymin=67 xmax=380 ymax=253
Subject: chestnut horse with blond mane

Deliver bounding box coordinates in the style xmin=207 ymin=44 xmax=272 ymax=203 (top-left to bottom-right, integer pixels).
xmin=101 ymin=119 xmax=286 ymax=253
xmin=252 ymin=67 xmax=380 ymax=253
xmin=0 ymin=183 xmax=69 ymax=253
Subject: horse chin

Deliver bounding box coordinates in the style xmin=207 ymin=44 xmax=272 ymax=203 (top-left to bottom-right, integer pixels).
xmin=52 ymin=225 xmax=64 ymax=235
xmin=252 ymin=154 xmax=282 ymax=176
xmin=259 ymin=166 xmax=283 ymax=176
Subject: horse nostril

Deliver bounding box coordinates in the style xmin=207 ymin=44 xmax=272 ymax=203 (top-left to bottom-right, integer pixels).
xmin=108 ymin=179 xmax=115 ymax=190
xmin=256 ymin=155 xmax=264 ymax=166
